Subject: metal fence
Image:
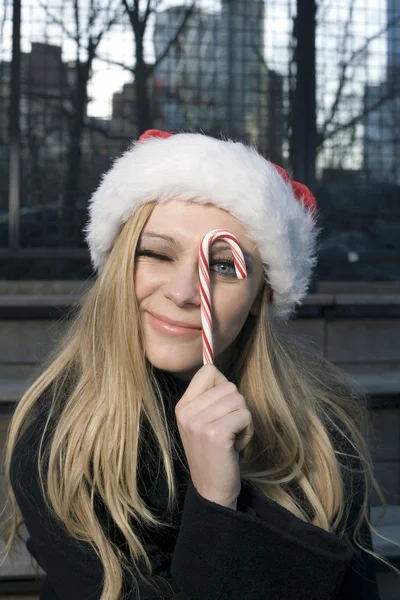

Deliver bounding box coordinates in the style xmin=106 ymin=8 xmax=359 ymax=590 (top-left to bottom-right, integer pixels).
xmin=0 ymin=0 xmax=399 ymax=281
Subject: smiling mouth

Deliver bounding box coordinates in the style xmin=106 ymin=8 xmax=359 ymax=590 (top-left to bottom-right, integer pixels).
xmin=147 ymin=312 xmax=202 ymax=337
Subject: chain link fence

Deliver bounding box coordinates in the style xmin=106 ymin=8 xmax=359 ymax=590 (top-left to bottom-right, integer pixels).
xmin=0 ymin=0 xmax=399 ymax=281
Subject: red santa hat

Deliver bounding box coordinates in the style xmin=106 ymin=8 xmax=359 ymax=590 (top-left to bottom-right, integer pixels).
xmin=84 ymin=129 xmax=319 ymax=320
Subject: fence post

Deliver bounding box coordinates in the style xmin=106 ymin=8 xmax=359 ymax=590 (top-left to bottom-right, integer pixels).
xmin=9 ymin=0 xmax=21 ymax=250
xmin=292 ymin=0 xmax=317 ymax=194
xmin=292 ymin=0 xmax=318 ymax=294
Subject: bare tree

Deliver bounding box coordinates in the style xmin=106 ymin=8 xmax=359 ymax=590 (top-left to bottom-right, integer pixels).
xmin=252 ymin=3 xmax=400 ymax=174
xmin=316 ymin=9 xmax=400 ymax=151
xmin=116 ymin=0 xmax=195 ymax=135
xmin=41 ymin=0 xmax=120 ymax=210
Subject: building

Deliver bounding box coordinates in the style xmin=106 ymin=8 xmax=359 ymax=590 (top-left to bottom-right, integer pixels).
xmin=0 ymin=49 xmax=65 ymax=166
xmin=108 ymin=71 xmax=164 ymax=155
xmin=363 ymin=81 xmax=400 ymax=184
xmin=20 ymin=43 xmax=71 ymax=160
xmin=363 ymin=0 xmax=400 ymax=184
xmin=0 ymin=43 xmax=77 ymax=208
xmin=153 ymin=6 xmax=221 ymax=133
xmin=152 ymin=1 xmax=284 ymax=161
xmin=387 ymin=0 xmax=400 ymax=81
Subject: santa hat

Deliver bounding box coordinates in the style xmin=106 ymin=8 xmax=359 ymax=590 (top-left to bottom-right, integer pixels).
xmin=84 ymin=129 xmax=319 ymax=320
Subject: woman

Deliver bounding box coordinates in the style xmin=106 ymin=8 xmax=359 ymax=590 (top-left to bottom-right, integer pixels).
xmin=1 ymin=130 xmax=394 ymax=600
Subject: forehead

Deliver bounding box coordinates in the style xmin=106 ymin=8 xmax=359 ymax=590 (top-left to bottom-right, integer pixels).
xmin=141 ymin=200 xmax=258 ymax=254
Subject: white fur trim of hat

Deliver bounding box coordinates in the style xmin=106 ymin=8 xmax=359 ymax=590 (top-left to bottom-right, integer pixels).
xmin=84 ymin=129 xmax=320 ymax=320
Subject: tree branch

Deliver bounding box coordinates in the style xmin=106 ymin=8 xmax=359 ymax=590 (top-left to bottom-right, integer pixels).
xmin=95 ymin=55 xmax=135 ymax=74
xmin=318 ymin=0 xmax=355 ymax=143
xmin=38 ymin=1 xmax=77 ymax=42
xmin=317 ymin=83 xmax=399 ymax=148
xmin=91 ymin=3 xmax=121 ymax=51
xmin=144 ymin=0 xmax=152 ymax=23
xmin=88 ymin=0 xmax=98 ymax=31
xmin=73 ymin=0 xmax=82 ymax=66
xmin=319 ymin=14 xmax=400 ymax=143
xmin=121 ymin=0 xmax=139 ymax=30
xmin=148 ymin=2 xmax=195 ymax=75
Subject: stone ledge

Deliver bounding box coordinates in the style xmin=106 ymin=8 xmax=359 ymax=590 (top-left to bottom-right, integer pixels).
xmin=1 ymin=292 xmax=400 ymax=308
xmin=0 ymin=537 xmax=44 ymax=578
xmin=345 ymin=372 xmax=400 ymax=396
xmin=0 ymin=295 xmax=82 ymax=307
xmin=371 ymin=506 xmax=400 ymax=559
xmin=0 ymin=381 xmax=29 ymax=404
xmin=0 ymin=281 xmax=91 ymax=295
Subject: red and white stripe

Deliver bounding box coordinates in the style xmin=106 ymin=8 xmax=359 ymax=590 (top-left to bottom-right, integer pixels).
xmin=199 ymin=229 xmax=247 ymax=365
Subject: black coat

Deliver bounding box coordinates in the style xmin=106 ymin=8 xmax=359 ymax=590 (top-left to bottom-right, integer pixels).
xmin=10 ymin=369 xmax=381 ymax=600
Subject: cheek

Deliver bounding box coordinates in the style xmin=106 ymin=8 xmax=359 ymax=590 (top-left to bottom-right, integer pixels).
xmin=134 ymin=266 xmax=162 ymax=302
xmin=211 ymin=287 xmax=252 ymax=330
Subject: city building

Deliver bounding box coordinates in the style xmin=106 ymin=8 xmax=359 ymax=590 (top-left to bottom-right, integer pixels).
xmin=151 ymin=1 xmax=284 ymax=162
xmin=387 ymin=0 xmax=400 ymax=81
xmin=363 ymin=0 xmax=400 ymax=185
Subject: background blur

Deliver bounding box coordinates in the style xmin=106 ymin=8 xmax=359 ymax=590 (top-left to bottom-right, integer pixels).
xmin=0 ymin=0 xmax=400 ymax=281
xmin=0 ymin=1 xmax=399 ymax=598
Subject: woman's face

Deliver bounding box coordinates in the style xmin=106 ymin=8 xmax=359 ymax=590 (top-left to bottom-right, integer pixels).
xmin=134 ymin=200 xmax=266 ymax=380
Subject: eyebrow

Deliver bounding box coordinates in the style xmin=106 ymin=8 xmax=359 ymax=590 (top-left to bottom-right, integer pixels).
xmin=141 ymin=232 xmax=254 ymax=264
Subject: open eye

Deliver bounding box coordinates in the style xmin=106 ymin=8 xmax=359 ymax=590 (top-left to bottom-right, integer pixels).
xmin=210 ymin=259 xmax=236 ymax=277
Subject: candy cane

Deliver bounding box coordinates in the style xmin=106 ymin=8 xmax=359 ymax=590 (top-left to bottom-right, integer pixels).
xmin=199 ymin=229 xmax=247 ymax=365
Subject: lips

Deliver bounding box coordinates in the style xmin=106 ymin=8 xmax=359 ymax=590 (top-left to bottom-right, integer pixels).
xmin=148 ymin=311 xmax=201 ymax=330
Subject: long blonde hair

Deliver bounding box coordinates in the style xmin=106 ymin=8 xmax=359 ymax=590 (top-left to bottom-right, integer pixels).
xmin=1 ymin=200 xmax=398 ymax=600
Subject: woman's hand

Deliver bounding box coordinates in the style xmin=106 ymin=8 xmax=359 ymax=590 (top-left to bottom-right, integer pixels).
xmin=175 ymin=364 xmax=254 ymax=509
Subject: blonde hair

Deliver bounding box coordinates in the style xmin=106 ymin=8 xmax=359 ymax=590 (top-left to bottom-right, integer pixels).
xmin=1 ymin=200 xmax=399 ymax=600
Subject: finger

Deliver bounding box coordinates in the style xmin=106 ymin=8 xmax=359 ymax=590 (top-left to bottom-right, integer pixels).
xmin=176 ymin=364 xmax=230 ymax=412
xmin=200 ymin=409 xmax=254 ymax=447
xmin=227 ymin=410 xmax=255 ymax=453
xmin=177 ymin=381 xmax=238 ymax=421
xmin=234 ymin=427 xmax=255 ymax=453
xmin=186 ymin=393 xmax=247 ymax=427
xmin=222 ymin=408 xmax=254 ymax=438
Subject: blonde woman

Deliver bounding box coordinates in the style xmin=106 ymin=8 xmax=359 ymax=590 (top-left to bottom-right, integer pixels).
xmin=2 ymin=130 xmax=395 ymax=600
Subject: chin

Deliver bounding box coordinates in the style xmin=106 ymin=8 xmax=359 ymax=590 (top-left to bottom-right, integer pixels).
xmin=145 ymin=350 xmax=202 ymax=378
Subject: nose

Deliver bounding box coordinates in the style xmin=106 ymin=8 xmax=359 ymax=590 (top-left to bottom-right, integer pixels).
xmin=163 ymin=258 xmax=201 ymax=307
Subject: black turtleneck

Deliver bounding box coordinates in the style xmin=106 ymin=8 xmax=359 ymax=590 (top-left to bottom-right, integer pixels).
xmin=152 ymin=367 xmax=191 ymax=409
xmin=9 ymin=374 xmax=381 ymax=600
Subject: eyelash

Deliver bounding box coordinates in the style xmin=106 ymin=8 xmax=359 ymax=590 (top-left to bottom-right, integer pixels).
xmin=135 ymin=249 xmax=237 ymax=277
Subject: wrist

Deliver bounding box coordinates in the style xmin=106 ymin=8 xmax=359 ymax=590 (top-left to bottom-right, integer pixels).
xmin=196 ymin=488 xmax=238 ymax=510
